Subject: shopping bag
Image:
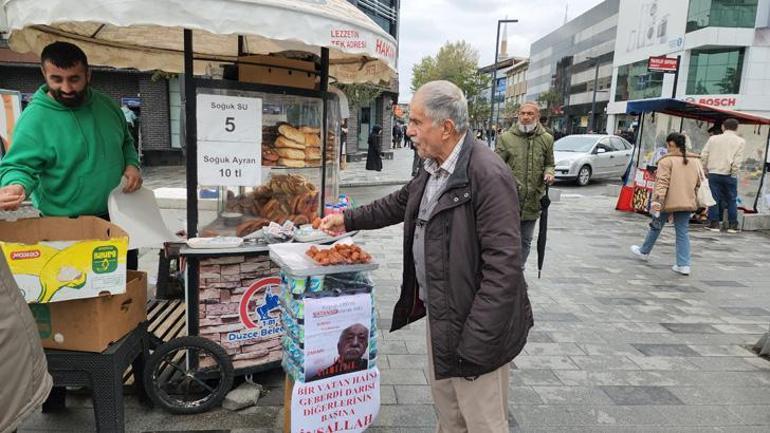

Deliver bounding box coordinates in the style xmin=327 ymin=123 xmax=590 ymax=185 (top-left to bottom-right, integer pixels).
xmin=695 ymin=161 xmax=716 ymax=208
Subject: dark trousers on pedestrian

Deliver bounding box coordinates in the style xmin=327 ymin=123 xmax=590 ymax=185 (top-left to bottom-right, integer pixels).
xmin=520 ymin=219 xmax=537 ymax=270
xmin=707 ymin=173 xmax=738 ymax=225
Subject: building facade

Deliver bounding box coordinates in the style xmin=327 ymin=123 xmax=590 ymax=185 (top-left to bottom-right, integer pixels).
xmin=607 ymin=0 xmax=770 ymax=133
xmin=505 ymin=59 xmax=529 ymax=107
xmin=527 ymin=0 xmax=619 ymax=134
xmin=345 ymin=0 xmax=401 ymax=155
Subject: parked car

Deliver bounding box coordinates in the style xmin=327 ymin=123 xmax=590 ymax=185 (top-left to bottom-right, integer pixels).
xmin=553 ymin=134 xmax=634 ymax=186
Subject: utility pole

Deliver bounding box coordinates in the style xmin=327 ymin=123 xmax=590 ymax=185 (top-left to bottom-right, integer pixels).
xmin=488 ymin=18 xmax=518 ymax=146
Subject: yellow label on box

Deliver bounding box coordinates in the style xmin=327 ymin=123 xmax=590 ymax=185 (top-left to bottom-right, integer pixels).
xmin=1 ymin=237 xmax=128 ymax=303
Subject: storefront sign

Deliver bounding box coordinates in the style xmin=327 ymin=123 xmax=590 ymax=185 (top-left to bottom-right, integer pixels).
xmin=684 ymin=96 xmax=738 ymax=108
xmin=197 ymin=94 xmax=262 ymax=186
xmin=648 ymin=56 xmax=678 ymax=73
xmin=304 ymin=294 xmax=372 ymax=382
xmin=291 ymin=367 xmax=380 ymax=433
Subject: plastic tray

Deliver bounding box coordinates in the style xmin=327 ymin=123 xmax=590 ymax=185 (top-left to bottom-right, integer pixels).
xmin=186 ymin=236 xmax=244 ymax=249
xmin=268 ymin=241 xmax=379 ymax=277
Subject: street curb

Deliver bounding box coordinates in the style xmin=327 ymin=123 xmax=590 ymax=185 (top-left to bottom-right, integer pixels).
xmin=340 ymin=180 xmax=411 ymax=188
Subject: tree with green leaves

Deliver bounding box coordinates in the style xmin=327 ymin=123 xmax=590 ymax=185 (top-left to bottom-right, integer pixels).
xmin=536 ymin=89 xmax=561 ymax=127
xmin=501 ymin=100 xmax=521 ymax=124
xmin=335 ymin=83 xmax=384 ymax=110
xmin=410 ymin=41 xmax=489 ymax=127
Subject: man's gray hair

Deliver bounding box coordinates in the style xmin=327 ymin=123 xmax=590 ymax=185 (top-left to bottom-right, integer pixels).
xmin=416 ymin=80 xmax=470 ymax=133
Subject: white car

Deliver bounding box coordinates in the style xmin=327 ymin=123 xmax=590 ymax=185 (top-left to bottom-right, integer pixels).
xmin=553 ymin=134 xmax=634 ymax=186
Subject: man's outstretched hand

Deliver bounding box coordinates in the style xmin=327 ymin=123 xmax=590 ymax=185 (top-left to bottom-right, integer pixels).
xmin=123 ymin=165 xmax=143 ymax=193
xmin=0 ymin=184 xmax=26 ymax=211
xmin=320 ymin=213 xmax=346 ymax=235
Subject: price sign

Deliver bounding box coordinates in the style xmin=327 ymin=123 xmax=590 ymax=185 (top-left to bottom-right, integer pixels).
xmin=197 ymin=94 xmax=261 ymax=143
xmin=198 ymin=141 xmax=262 ymax=186
xmin=196 ymin=94 xmax=262 ymax=186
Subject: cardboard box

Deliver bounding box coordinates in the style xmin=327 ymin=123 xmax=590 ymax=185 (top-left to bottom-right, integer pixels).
xmin=0 ymin=216 xmax=129 ymax=303
xmin=28 ymin=270 xmax=147 ymax=352
xmin=238 ymin=55 xmax=317 ymax=90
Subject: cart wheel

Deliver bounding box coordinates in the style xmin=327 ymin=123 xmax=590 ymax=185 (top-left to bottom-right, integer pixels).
xmin=143 ymin=336 xmax=234 ymax=414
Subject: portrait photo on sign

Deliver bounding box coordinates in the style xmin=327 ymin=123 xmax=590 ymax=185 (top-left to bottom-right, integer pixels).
xmin=304 ymin=293 xmax=372 ymax=382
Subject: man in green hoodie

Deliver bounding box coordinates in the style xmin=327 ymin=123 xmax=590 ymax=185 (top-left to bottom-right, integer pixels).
xmin=495 ymin=101 xmax=555 ymax=270
xmin=0 ymin=41 xmax=142 ymax=266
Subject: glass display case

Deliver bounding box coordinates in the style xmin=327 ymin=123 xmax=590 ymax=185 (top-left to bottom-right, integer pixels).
xmin=193 ymin=88 xmax=341 ymax=239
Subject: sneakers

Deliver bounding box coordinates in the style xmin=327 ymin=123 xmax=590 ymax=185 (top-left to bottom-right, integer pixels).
xmin=705 ymin=221 xmax=721 ymax=232
xmin=630 ymin=245 xmax=649 ymax=261
xmin=672 ymin=265 xmax=691 ymax=276
xmin=727 ymin=222 xmax=740 ymax=234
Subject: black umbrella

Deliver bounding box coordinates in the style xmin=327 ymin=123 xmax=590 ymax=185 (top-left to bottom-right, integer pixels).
xmin=537 ymin=186 xmax=551 ymax=279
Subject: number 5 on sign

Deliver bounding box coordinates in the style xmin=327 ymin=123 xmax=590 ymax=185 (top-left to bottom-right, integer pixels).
xmin=197 ymin=94 xmax=261 ymax=143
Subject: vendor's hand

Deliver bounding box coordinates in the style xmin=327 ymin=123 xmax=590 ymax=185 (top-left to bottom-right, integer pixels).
xmin=320 ymin=214 xmax=346 ymax=235
xmin=652 ymin=202 xmax=662 ymax=212
xmin=0 ymin=184 xmax=26 ymax=210
xmin=544 ymin=173 xmax=555 ymax=185
xmin=122 ymin=165 xmax=143 ymax=193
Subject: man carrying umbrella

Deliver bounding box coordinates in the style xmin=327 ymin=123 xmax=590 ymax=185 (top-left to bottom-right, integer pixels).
xmin=496 ymin=101 xmax=555 ymax=271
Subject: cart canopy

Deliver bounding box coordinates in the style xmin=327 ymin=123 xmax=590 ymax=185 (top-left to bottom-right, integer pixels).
xmin=627 ymin=98 xmax=770 ymax=125
xmin=1 ymin=0 xmax=397 ymax=84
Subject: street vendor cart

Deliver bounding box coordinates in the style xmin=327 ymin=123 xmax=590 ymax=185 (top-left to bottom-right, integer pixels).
xmin=617 ymin=98 xmax=770 ymax=215
xmin=2 ymin=0 xmax=397 ymax=422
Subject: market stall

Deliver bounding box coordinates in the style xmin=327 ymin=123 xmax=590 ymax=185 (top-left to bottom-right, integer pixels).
xmin=616 ymin=98 xmax=770 ymax=214
xmin=3 ymin=0 xmax=396 ymax=424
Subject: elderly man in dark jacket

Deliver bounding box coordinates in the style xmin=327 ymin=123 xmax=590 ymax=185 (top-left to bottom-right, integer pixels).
xmin=321 ymin=80 xmax=533 ymax=432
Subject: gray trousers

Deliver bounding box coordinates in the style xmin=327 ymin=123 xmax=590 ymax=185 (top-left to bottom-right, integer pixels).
xmin=520 ymin=219 xmax=537 ymax=270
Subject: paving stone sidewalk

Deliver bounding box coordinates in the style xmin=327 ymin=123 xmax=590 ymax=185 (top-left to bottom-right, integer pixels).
xmin=20 ymin=186 xmax=770 ymax=432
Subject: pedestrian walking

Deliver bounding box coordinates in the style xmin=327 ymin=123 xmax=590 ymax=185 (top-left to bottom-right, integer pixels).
xmin=701 ymin=118 xmax=745 ymax=233
xmin=631 ymin=132 xmax=701 ymax=276
xmin=365 ymin=125 xmax=383 ymax=171
xmin=321 ymin=80 xmax=532 ymax=433
xmin=402 ymin=124 xmax=411 ymax=148
xmin=392 ymin=123 xmax=402 ymax=149
xmin=495 ymin=101 xmax=555 ymax=270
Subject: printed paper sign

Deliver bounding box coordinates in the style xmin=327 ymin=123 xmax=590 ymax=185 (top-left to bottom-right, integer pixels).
xmin=197 ymin=94 xmax=262 ymax=143
xmin=196 ymin=94 xmax=262 ymax=186
xmin=197 ymin=140 xmax=261 ymax=186
xmin=291 ymin=367 xmax=380 ymax=433
xmin=304 ymin=294 xmax=372 ymax=382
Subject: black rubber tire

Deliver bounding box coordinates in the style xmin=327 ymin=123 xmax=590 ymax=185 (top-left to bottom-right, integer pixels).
xmin=576 ymin=165 xmax=592 ymax=186
xmin=143 ymin=336 xmax=234 ymax=415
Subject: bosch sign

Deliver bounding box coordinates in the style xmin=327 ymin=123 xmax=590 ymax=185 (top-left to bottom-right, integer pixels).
xmin=684 ymin=96 xmax=738 ymax=108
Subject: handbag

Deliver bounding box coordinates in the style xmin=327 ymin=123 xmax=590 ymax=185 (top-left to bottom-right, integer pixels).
xmin=695 ymin=160 xmax=716 ymax=208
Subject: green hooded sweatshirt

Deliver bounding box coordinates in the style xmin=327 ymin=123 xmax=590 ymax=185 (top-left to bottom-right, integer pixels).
xmin=495 ymin=123 xmax=555 ymax=221
xmin=0 ymin=85 xmax=139 ymax=217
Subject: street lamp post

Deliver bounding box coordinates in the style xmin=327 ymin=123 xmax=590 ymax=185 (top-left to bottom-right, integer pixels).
xmin=587 ymin=56 xmax=601 ymax=133
xmin=488 ymin=18 xmax=518 ymax=146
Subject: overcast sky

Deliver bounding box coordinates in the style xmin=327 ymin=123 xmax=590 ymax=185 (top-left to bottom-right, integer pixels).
xmin=397 ymin=0 xmax=605 ymax=102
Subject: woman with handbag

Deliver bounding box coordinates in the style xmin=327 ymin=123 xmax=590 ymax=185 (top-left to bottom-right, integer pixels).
xmin=631 ymin=132 xmax=703 ymax=275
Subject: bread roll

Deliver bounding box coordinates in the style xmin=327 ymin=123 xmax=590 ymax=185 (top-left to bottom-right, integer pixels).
xmin=276 ymin=147 xmax=305 ymax=160
xmin=278 ymin=158 xmax=306 ymax=168
xmin=300 ymin=126 xmax=321 ymax=134
xmin=275 ymin=135 xmax=306 ymax=150
xmin=304 ymin=133 xmax=320 ymax=147
xmin=262 ymin=148 xmax=279 ymax=162
xmin=305 ymin=147 xmax=322 ymax=160
xmin=278 ymin=124 xmax=306 ymax=144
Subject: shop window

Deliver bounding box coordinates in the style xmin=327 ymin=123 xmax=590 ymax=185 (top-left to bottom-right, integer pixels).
xmin=687 ymin=0 xmax=758 ymax=32
xmin=614 ymin=59 xmax=664 ymax=102
xmin=686 ymin=48 xmax=745 ymax=94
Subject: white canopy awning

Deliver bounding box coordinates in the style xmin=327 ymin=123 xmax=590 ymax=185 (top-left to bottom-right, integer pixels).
xmin=1 ymin=0 xmax=397 ymax=84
